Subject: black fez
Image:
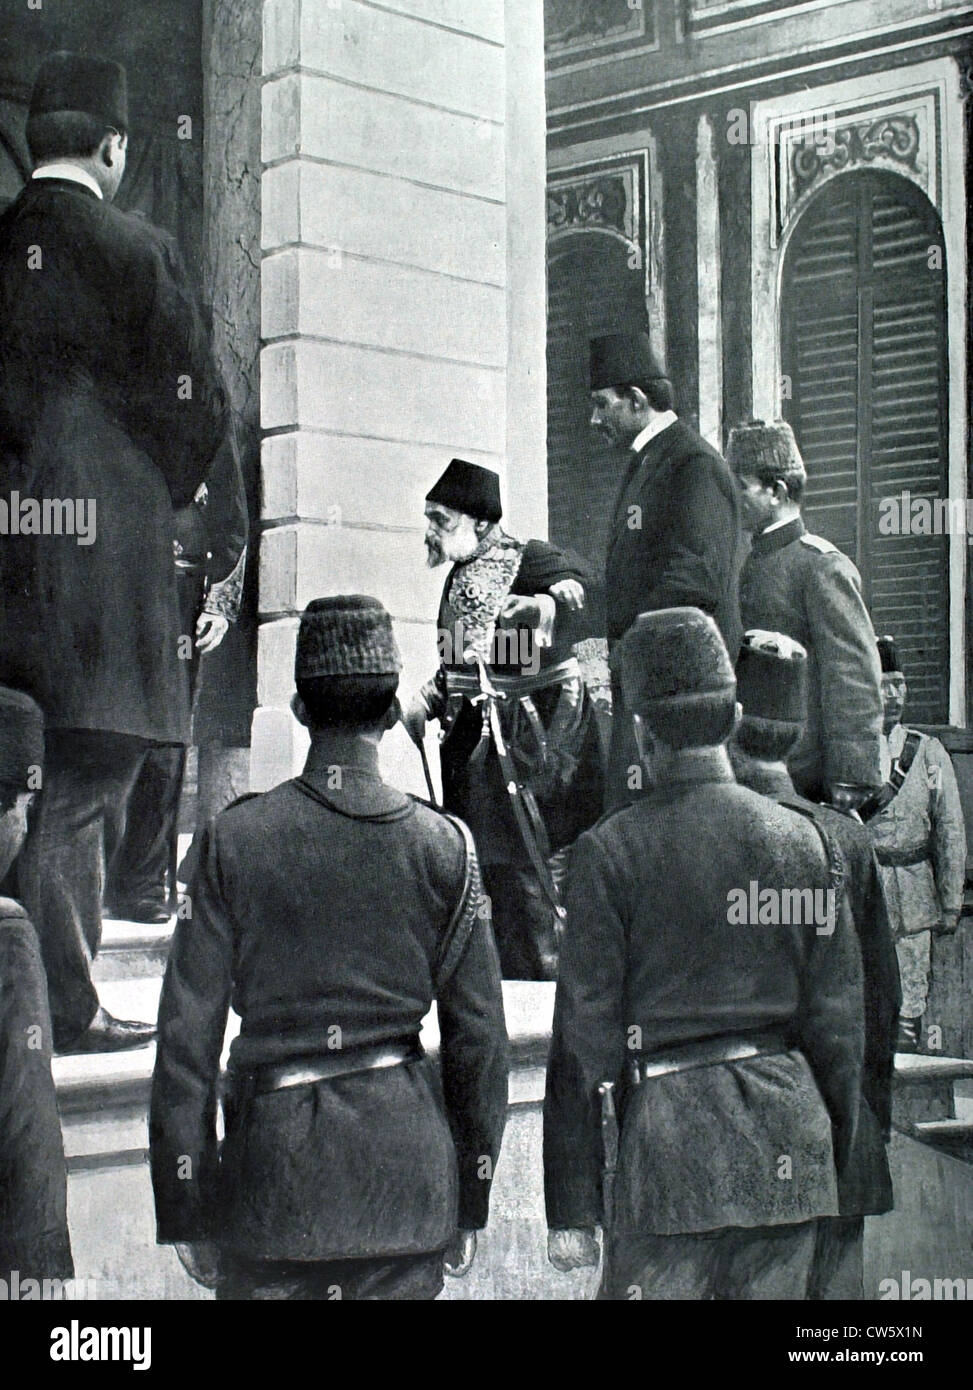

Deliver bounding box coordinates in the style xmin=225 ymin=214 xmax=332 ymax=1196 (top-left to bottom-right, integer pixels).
xmin=29 ymin=51 xmax=129 ymax=133
xmin=736 ymin=630 xmax=808 ymax=727
xmin=619 ymin=607 xmax=736 ymax=741
xmin=589 ymin=332 xmax=666 ymax=392
xmin=426 ymin=459 xmax=502 ymax=524
xmin=0 ymin=686 xmax=44 ymax=788
xmin=295 ymin=596 xmax=402 ymax=680
xmin=877 ymin=635 xmax=903 ymax=675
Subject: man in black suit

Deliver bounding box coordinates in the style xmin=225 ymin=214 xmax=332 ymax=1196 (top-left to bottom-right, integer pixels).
xmin=588 ymin=332 xmax=745 ymax=808
xmin=0 ymin=53 xmax=230 ymax=1051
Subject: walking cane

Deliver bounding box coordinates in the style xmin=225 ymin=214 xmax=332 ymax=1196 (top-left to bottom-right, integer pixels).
xmin=597 ymin=1080 xmax=619 ymax=1238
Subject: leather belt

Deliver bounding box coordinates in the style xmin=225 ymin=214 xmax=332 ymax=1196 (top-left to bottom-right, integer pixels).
xmin=629 ymin=1033 xmax=787 ymax=1085
xmin=239 ymin=1040 xmax=421 ymax=1096
xmin=874 ymin=845 xmax=929 ymax=868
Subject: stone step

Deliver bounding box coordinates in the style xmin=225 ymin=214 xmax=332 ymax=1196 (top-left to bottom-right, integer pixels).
xmin=911 ymin=1118 xmax=973 ymax=1163
xmin=92 ymin=919 xmax=174 ymax=981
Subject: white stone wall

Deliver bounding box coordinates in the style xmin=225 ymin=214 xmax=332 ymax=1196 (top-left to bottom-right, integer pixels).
xmin=255 ymin=0 xmax=548 ymax=791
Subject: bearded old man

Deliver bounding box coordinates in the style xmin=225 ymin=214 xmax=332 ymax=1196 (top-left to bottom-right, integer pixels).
xmin=403 ymin=459 xmax=604 ymax=980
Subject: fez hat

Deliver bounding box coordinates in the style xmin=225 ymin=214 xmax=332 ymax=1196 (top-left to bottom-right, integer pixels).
xmin=619 ymin=607 xmax=736 ymax=741
xmin=29 ymin=51 xmax=129 ymax=133
xmin=426 ymin=459 xmax=502 ymax=524
xmin=877 ymin=635 xmax=903 ymax=676
xmin=736 ymin=630 xmax=809 ymax=728
xmin=0 ymin=687 xmax=44 ymax=789
xmin=725 ymin=419 xmax=806 ymax=489
xmin=589 ymin=332 xmax=666 ymax=392
xmin=295 ymin=596 xmax=402 ymax=680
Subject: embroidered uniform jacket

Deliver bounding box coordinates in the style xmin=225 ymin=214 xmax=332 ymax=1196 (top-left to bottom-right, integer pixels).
xmin=739 ymin=517 xmax=883 ymax=797
xmin=149 ymin=739 xmax=509 ymax=1260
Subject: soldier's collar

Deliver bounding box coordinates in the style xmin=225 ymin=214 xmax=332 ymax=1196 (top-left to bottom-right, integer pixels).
xmin=750 ymin=516 xmax=805 ymax=556
xmin=296 ymin=739 xmax=412 ymax=819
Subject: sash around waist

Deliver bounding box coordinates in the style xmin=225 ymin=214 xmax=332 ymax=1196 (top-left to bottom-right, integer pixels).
xmin=874 ymin=845 xmax=930 ymax=868
xmin=445 ymin=655 xmax=581 ymax=699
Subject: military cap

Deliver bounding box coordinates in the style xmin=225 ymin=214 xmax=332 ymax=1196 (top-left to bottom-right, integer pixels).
xmin=725 ymin=419 xmax=807 ymax=489
xmin=0 ymin=687 xmax=44 ymax=788
xmin=877 ymin=635 xmax=903 ymax=675
xmin=589 ymin=331 xmax=666 ymax=392
xmin=30 ymin=51 xmax=129 ymax=133
xmin=295 ymin=596 xmax=402 ymax=680
xmin=736 ymin=630 xmax=809 ymax=727
xmin=426 ymin=459 xmax=502 ymax=524
xmin=619 ymin=607 xmax=736 ymax=737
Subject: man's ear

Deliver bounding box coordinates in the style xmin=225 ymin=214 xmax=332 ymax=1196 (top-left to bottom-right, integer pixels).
xmin=383 ymin=696 xmax=402 ymax=732
xmin=291 ymin=692 xmax=310 ymax=728
xmin=731 ymin=701 xmax=743 ymax=736
xmin=473 ymin=517 xmax=491 ymax=538
xmin=626 ymin=385 xmax=650 ymax=414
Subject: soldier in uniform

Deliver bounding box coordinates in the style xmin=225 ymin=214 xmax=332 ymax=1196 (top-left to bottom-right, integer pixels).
xmin=106 ymin=428 xmax=248 ymax=924
xmin=730 ymin=630 xmax=899 ymax=1301
xmin=864 ymin=637 xmax=965 ymax=1053
xmin=0 ymin=53 xmax=231 ymax=1051
xmin=0 ymin=687 xmax=73 ymax=1286
xmin=730 ymin=419 xmax=883 ymax=811
xmin=150 ymin=596 xmax=509 ymax=1301
xmin=544 ymin=607 xmax=864 ymax=1300
xmin=403 ymin=459 xmax=604 ymax=980
xmin=587 ymin=332 xmax=745 ymax=809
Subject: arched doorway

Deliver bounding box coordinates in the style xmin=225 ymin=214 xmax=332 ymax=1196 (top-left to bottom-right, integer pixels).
xmin=781 ymin=169 xmax=949 ymax=723
xmin=546 ymin=231 xmax=649 ymax=636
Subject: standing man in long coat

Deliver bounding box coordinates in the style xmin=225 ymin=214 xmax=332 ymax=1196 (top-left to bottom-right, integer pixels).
xmin=403 ymin=459 xmax=604 ymax=979
xmin=150 ymin=597 xmax=509 ymax=1300
xmin=0 ymin=53 xmax=231 ymax=1051
xmin=588 ymin=333 xmax=745 ymax=809
xmin=544 ymin=608 xmax=864 ymax=1300
xmin=730 ymin=630 xmax=899 ymax=1300
xmin=0 ymin=687 xmax=73 ymax=1286
xmin=730 ymin=418 xmax=883 ymax=811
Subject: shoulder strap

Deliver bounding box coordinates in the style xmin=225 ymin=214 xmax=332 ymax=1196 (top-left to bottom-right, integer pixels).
xmin=778 ymin=798 xmax=846 ymax=900
xmin=858 ymin=730 xmax=922 ymax=821
xmin=436 ymin=813 xmax=485 ymax=992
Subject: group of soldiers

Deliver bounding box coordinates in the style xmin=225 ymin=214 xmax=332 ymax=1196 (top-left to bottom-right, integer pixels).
xmin=0 ymin=50 xmax=967 ymax=1301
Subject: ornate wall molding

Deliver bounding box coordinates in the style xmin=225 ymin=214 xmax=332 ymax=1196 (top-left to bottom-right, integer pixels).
xmin=766 ymin=89 xmax=941 ymax=247
xmin=547 ymin=152 xmax=648 ymax=271
xmin=544 ymin=0 xmax=657 ymax=73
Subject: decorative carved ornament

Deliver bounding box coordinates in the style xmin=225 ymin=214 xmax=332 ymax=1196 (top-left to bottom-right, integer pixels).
xmin=768 ymin=91 xmax=939 ymax=244
xmin=547 ymin=172 xmax=633 ymax=240
xmin=545 ymin=0 xmax=648 ymax=57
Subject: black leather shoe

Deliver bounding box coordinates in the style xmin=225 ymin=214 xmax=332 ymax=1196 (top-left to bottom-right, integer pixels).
xmin=111 ymin=899 xmax=172 ymax=925
xmin=57 ymin=1007 xmax=157 ymax=1054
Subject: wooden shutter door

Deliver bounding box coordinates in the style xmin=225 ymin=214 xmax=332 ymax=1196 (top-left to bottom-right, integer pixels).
xmin=781 ymin=170 xmax=949 ymax=723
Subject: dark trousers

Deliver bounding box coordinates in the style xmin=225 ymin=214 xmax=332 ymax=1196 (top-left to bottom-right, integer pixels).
xmin=216 ymin=1249 xmax=445 ymax=1301
xmin=807 ymin=1216 xmax=865 ymax=1300
xmin=20 ymin=730 xmax=149 ymax=1047
xmin=106 ymin=570 xmax=204 ymax=912
xmin=606 ymin=671 xmax=641 ymax=812
xmin=600 ymin=1220 xmax=819 ymax=1300
xmin=482 ymin=863 xmax=559 ymax=981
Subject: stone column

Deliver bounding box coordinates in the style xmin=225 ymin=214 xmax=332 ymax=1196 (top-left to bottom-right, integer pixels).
xmin=696 ymin=114 xmax=722 ymax=450
xmin=255 ymin=0 xmax=548 ymax=791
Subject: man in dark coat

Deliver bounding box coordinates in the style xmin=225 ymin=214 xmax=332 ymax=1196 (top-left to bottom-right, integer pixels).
xmin=0 ymin=687 xmax=73 ymax=1286
xmin=106 ymin=425 xmax=248 ymax=923
xmin=588 ymin=332 xmax=745 ymax=809
xmin=403 ymin=459 xmax=604 ymax=979
xmin=544 ymin=607 xmax=865 ymax=1300
xmin=730 ymin=419 xmax=883 ymax=810
xmin=0 ymin=53 xmax=231 ymax=1050
xmin=730 ymin=629 xmax=899 ymax=1300
xmin=150 ymin=597 xmax=509 ymax=1300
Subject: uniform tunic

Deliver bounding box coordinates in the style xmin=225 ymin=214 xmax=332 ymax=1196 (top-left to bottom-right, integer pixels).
xmin=0 ymin=899 xmax=73 ymax=1282
xmin=544 ymin=769 xmax=864 ymax=1248
xmin=150 ymin=739 xmax=509 ymax=1274
xmin=869 ymin=725 xmax=966 ymax=1018
xmin=739 ymin=518 xmax=883 ymax=798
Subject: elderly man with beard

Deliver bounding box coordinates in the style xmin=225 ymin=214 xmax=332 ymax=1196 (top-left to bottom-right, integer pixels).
xmin=403 ymin=459 xmax=604 ymax=980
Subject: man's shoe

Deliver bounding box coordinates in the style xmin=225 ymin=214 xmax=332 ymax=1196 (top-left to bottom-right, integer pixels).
xmin=57 ymin=1007 xmax=157 ymax=1054
xmin=112 ymin=899 xmax=172 ymax=925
